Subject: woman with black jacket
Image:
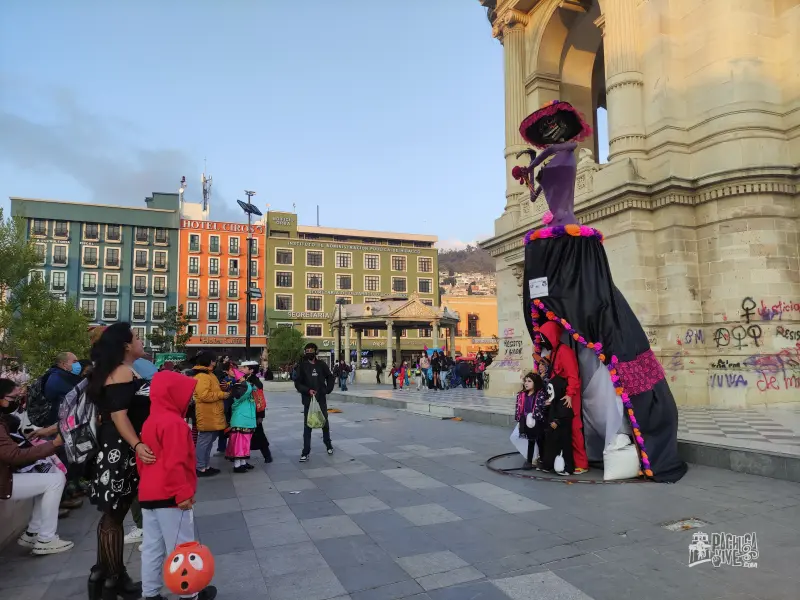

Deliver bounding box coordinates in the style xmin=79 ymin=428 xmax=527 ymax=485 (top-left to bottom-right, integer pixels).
xmin=241 ymin=361 xmax=272 ymax=463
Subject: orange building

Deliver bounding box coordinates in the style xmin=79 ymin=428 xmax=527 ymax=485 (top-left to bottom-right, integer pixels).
xmin=178 ymin=219 xmax=267 ymax=357
xmin=440 ymin=295 xmax=498 ymax=357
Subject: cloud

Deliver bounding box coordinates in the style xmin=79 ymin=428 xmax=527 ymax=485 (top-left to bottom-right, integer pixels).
xmin=436 ymin=236 xmax=491 ymax=251
xmin=0 ymin=77 xmax=241 ymax=222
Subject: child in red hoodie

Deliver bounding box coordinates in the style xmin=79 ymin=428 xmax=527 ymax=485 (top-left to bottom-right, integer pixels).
xmin=137 ymin=371 xmax=217 ymax=600
xmin=539 ymin=321 xmax=589 ymax=473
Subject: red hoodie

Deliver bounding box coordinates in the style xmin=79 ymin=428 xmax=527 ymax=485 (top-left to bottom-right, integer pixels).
xmin=540 ymin=321 xmax=581 ymax=406
xmin=138 ymin=371 xmax=198 ymax=507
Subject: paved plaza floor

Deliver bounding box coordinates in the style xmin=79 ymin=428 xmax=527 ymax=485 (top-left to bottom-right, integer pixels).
xmin=3 ymin=392 xmax=800 ymax=600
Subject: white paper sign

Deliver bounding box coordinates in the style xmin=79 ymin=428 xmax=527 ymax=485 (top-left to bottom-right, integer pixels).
xmin=528 ymin=277 xmax=549 ymax=298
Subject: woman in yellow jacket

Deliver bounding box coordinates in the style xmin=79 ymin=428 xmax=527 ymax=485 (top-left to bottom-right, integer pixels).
xmin=191 ymin=351 xmax=230 ymax=477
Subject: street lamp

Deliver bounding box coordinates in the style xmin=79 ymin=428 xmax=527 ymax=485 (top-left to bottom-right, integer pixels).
xmin=237 ymin=191 xmax=262 ymax=360
xmin=335 ymin=297 xmax=347 ymax=362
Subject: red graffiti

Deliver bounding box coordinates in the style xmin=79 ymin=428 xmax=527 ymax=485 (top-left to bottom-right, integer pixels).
xmin=756 ymin=372 xmax=780 ymax=392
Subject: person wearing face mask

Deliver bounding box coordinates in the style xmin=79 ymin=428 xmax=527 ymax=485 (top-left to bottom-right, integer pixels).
xmin=42 ymin=352 xmax=82 ymax=427
xmin=0 ymin=378 xmax=74 ymax=555
xmin=294 ymin=343 xmax=335 ymax=462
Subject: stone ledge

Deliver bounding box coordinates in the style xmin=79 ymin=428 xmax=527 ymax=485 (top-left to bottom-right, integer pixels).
xmin=0 ymin=499 xmax=32 ymax=550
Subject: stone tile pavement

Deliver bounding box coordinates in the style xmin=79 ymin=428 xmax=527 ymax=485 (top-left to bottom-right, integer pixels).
xmin=3 ymin=392 xmax=800 ymax=600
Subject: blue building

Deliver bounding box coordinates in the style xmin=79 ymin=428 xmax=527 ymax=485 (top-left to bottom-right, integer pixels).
xmin=11 ymin=193 xmax=181 ymax=348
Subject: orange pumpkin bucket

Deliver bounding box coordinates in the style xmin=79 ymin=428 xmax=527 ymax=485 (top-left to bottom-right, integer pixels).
xmin=163 ymin=541 xmax=215 ymax=595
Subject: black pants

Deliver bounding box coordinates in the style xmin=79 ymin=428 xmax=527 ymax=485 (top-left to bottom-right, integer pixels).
xmin=303 ymin=396 xmax=331 ymax=455
xmin=376 ymin=373 xmax=381 ymax=384
xmin=392 ymin=376 xmax=397 ymax=389
xmin=251 ymin=418 xmax=271 ymax=460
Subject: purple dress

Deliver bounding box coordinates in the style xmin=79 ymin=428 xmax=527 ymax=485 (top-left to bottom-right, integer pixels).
xmin=529 ymin=142 xmax=578 ymax=226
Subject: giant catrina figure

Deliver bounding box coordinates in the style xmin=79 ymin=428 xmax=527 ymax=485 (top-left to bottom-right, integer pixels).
xmin=516 ymin=100 xmax=686 ymax=483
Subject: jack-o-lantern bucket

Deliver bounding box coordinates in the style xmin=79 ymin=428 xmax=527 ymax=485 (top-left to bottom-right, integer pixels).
xmin=164 ymin=541 xmax=215 ymax=595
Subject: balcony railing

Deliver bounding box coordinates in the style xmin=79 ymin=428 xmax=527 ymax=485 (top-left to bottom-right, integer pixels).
xmin=155 ymin=232 xmax=168 ymax=244
xmin=82 ymin=285 xmax=97 ymax=294
xmin=105 ymin=286 xmax=119 ymax=294
xmin=135 ymin=261 xmax=147 ymax=269
xmin=135 ymin=232 xmax=148 ymax=242
xmin=227 ymin=313 xmax=239 ymax=321
xmin=54 ymin=228 xmax=69 ymax=238
xmin=228 ymin=268 xmax=239 ymax=277
xmin=133 ymin=313 xmax=146 ymax=321
xmin=153 ymin=313 xmax=165 ymax=321
xmin=208 ymin=313 xmax=219 ymax=321
xmin=229 ymin=246 xmax=240 ymax=256
xmin=209 ymin=267 xmax=219 ymax=276
xmin=106 ymin=231 xmax=121 ymax=242
xmin=53 ymin=256 xmax=67 ymax=266
xmin=227 ymin=291 xmax=239 ymax=299
xmin=103 ymin=311 xmax=118 ymax=320
xmin=189 ymin=243 xmax=201 ymax=253
xmin=153 ymin=287 xmax=166 ymax=296
xmin=188 ymin=290 xmax=200 ymax=298
xmin=106 ymin=258 xmax=120 ymax=267
xmin=134 ymin=287 xmax=147 ymax=295
xmin=189 ymin=266 xmax=200 ymax=275
xmin=208 ymin=290 xmax=219 ymax=299
xmin=52 ymin=283 xmax=66 ymax=292
xmin=83 ymin=258 xmax=98 ymax=267
xmin=154 ymin=262 xmax=167 ymax=270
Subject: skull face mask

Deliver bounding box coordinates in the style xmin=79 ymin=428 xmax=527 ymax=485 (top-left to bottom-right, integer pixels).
xmin=537 ymin=114 xmax=569 ymax=144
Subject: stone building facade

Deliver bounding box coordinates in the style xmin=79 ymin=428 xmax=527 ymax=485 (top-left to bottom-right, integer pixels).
xmin=478 ymin=0 xmax=800 ymax=407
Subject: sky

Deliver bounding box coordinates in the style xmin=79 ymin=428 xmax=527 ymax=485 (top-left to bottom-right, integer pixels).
xmin=0 ymin=1 xmax=607 ymax=250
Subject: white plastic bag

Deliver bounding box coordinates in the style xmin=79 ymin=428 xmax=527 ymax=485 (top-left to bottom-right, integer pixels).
xmin=603 ymin=434 xmax=640 ymax=481
xmin=509 ymin=424 xmax=538 ymax=461
xmin=525 ymin=413 xmax=535 ymax=429
xmin=554 ymin=452 xmax=565 ymax=474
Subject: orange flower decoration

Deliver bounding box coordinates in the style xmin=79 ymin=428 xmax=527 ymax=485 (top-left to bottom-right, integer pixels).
xmin=564 ymin=224 xmax=581 ymax=236
xmin=572 ymin=333 xmax=580 ymax=340
xmin=627 ymin=409 xmax=634 ymax=416
xmin=546 ymin=311 xmax=555 ymax=319
xmin=645 ymin=469 xmax=654 ymax=477
xmin=611 ymin=369 xmax=617 ymax=375
xmin=599 ymin=354 xmax=606 ymax=361
xmin=615 ymin=388 xmax=623 ymax=396
xmin=587 ymin=342 xmax=595 ymax=349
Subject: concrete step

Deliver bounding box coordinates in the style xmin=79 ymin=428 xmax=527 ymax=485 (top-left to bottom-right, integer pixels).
xmin=328 ymin=391 xmax=800 ymax=483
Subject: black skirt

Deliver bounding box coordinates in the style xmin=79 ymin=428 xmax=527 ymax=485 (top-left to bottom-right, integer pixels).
xmin=523 ymin=230 xmax=686 ymax=483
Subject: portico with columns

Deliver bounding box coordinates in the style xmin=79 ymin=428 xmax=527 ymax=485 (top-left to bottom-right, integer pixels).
xmin=478 ymin=0 xmax=800 ymax=407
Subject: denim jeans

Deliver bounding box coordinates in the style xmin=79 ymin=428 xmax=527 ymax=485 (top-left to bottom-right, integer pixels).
xmin=141 ymin=507 xmax=196 ymax=599
xmin=195 ymin=430 xmax=222 ymax=470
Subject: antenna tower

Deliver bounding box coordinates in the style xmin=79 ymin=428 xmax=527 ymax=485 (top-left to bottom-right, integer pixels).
xmin=202 ymin=160 xmax=213 ymax=212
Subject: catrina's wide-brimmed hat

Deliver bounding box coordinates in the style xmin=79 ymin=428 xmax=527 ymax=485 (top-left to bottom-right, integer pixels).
xmin=519 ymin=100 xmax=592 ymax=148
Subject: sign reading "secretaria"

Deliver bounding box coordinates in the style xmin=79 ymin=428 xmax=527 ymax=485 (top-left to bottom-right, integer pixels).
xmin=181 ymin=220 xmax=264 ymax=234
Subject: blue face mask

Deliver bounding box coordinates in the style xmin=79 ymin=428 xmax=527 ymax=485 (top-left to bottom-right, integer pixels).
xmin=71 ymin=362 xmax=82 ymax=375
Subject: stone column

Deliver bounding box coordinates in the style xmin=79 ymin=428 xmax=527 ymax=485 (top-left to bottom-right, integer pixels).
xmin=344 ymin=324 xmax=351 ymax=362
xmin=449 ymin=326 xmax=456 ymax=359
xmin=432 ymin=320 xmax=440 ymax=349
xmin=355 ymin=329 xmax=362 ymax=368
xmin=334 ymin=326 xmax=341 ymax=363
xmin=396 ymin=329 xmax=402 ymax=364
xmin=386 ymin=320 xmax=394 ymax=365
xmin=597 ymin=1 xmax=646 ymax=161
xmin=493 ymin=10 xmax=530 ymax=220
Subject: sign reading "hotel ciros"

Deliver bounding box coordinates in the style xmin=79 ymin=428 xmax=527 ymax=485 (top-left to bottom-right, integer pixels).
xmin=181 ymin=219 xmax=265 ymax=234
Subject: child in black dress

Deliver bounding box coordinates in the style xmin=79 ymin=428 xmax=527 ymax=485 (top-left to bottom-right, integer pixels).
xmin=540 ymin=376 xmax=575 ymax=475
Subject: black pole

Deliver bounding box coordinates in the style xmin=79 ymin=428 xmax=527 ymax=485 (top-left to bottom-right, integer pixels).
xmin=245 ymin=211 xmax=252 ymax=360
xmin=338 ymin=303 xmax=343 ymax=361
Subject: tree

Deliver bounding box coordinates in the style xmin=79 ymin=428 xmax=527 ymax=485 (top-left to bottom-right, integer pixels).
xmin=268 ymin=327 xmax=306 ymax=369
xmin=0 ymin=278 xmax=91 ymax=377
xmin=146 ymin=305 xmax=191 ymax=352
xmin=0 ymin=210 xmax=40 ymax=290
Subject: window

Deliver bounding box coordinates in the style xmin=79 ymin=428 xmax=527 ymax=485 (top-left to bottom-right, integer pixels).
xmin=207 ymin=325 xmax=218 ymax=335
xmin=81 ymin=299 xmax=96 ymax=319
xmin=249 ymin=303 xmax=258 ymax=321
xmin=275 ymin=294 xmax=292 ymax=311
xmin=155 ymin=228 xmax=168 ymax=244
xmin=188 ymin=279 xmax=199 ymax=298
xmin=227 ymin=325 xmax=238 ymax=335
xmin=392 ymin=277 xmax=407 ymax=293
xmin=209 ymin=257 xmax=220 ymax=276
xmin=84 ymin=223 xmax=99 ymax=240
xmin=276 ymin=249 xmax=293 ymax=265
xmin=29 ymin=270 xmax=45 ymax=283
xmin=306 ymin=295 xmax=322 ymax=312
xmin=335 ymin=252 xmax=352 ymax=269
xmin=227 ymin=303 xmax=239 ymax=321
xmin=32 ymin=220 xmax=47 ymax=236
xmin=364 ymin=275 xmax=380 ymax=292
xmin=400 ymin=328 xmax=408 ymax=338
xmin=250 ymin=260 xmax=258 ymax=277
xmin=104 ymin=273 xmax=119 ymax=294
xmin=276 ymin=271 xmax=292 ymax=288
xmin=188 ymin=256 xmax=200 ymax=275
xmin=336 ymin=274 xmax=352 ymax=291
xmin=229 ymin=237 xmax=240 ymax=255
xmin=82 ymin=272 xmax=98 ymax=293
xmin=391 ymin=256 xmax=406 ymax=271
xmin=106 ymin=225 xmax=121 ymax=242
xmin=189 ymin=234 xmax=201 ymax=252
xmin=152 ymin=302 xmax=166 ymax=321
xmin=154 ymin=251 xmax=167 ymax=270
xmin=54 ymin=221 xmax=68 ymax=238
xmin=133 ymin=301 xmax=147 ymax=321
xmin=418 ymin=257 xmax=433 ymax=273
xmin=53 ymin=245 xmax=68 ymax=266
xmin=132 ymin=326 xmax=146 ymax=341
xmin=228 ymin=259 xmax=239 ymax=277
xmin=188 ymin=325 xmax=198 ymax=336
xmin=105 ymin=247 xmax=120 ymax=268
xmin=306 ymin=250 xmax=323 ymax=267
xmin=468 ymin=314 xmax=479 ymax=337
xmin=250 ymin=326 xmax=257 ymax=336
xmin=51 ymin=271 xmax=66 ymax=292
xmin=335 ymin=296 xmax=353 ymax=305
xmin=135 ymin=227 xmax=149 ymax=243
xmin=421 ymin=299 xmax=433 ymax=306
xmin=365 ymin=297 xmax=381 ymax=303
xmin=208 ymin=302 xmax=219 ymax=320
xmin=153 ymin=276 xmax=166 ymax=296
xmin=83 ymin=246 xmax=99 ymax=267
xmin=208 ymin=280 xmax=219 ymax=298
xmin=103 ymin=300 xmax=118 ymax=320
xmin=306 ymin=324 xmax=323 ymax=337
xmin=134 ymin=250 xmax=148 ymax=269
xmin=134 ymin=275 xmax=147 ymax=295
xmin=418 ymin=278 xmax=433 ymax=294
xmin=228 ymin=280 xmax=239 ymax=298
xmin=364 ymin=254 xmax=380 ymax=270
xmin=307 ymin=273 xmax=323 ymax=289
xmin=150 ymin=326 xmax=163 ymax=344
xmin=186 ymin=302 xmax=198 ymax=320
xmin=34 ymin=243 xmax=46 ymax=264
xmin=209 ymin=235 xmax=220 ymax=253
xmin=419 ymin=327 xmax=432 ymax=338
xmin=250 ymin=238 xmax=259 ymax=256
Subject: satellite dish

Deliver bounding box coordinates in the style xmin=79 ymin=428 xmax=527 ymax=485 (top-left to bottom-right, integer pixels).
xmin=237 ymin=199 xmax=263 ymax=216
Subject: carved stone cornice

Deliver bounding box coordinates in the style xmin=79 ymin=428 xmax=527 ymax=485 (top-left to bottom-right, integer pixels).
xmin=492 ymin=9 xmax=531 ymax=39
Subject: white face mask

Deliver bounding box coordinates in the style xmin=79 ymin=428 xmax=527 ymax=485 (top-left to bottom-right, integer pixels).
xmin=541 ymin=348 xmax=551 ymax=359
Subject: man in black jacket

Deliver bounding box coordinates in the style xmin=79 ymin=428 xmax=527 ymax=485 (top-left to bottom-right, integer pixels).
xmin=294 ymin=343 xmax=335 ymax=462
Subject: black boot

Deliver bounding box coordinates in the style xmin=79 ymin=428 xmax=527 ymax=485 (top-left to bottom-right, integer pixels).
xmin=87 ymin=565 xmax=105 ymax=600
xmin=101 ymin=570 xmax=142 ymax=600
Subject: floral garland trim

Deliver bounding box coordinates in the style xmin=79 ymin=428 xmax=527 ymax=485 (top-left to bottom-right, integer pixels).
xmin=531 ymin=298 xmax=653 ymax=478
xmin=523 ymin=224 xmax=605 ymax=245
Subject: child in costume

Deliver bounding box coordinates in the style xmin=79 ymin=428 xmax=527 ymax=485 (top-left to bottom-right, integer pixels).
xmin=540 ymin=375 xmax=574 ymax=475
xmin=515 ymin=372 xmax=547 ymax=469
xmin=224 ymin=379 xmax=256 ymax=473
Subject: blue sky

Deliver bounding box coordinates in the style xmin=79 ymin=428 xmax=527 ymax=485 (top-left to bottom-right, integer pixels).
xmin=0 ymin=1 xmax=606 ymax=248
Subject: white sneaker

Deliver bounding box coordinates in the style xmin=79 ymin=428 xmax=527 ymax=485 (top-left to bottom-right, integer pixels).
xmin=124 ymin=526 xmax=143 ymax=544
xmin=17 ymin=531 xmax=38 ymax=548
xmin=31 ymin=535 xmax=74 ymax=555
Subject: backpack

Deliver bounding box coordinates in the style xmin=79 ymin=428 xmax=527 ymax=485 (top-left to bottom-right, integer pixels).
xmin=57 ymin=379 xmax=98 ymax=465
xmin=26 ymin=373 xmax=52 ymax=427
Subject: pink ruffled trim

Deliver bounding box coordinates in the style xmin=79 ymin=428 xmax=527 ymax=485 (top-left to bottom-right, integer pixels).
xmin=615 ymin=350 xmax=666 ymax=396
xmin=519 ymin=101 xmax=593 ymax=149
xmin=523 ymin=225 xmax=604 ymax=245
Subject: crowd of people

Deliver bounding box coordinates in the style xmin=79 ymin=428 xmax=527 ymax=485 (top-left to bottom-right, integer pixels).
xmin=386 ymin=350 xmax=492 ymax=391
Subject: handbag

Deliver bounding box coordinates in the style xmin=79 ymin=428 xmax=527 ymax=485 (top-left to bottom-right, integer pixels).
xmin=525 ymin=413 xmax=535 ymax=429
xmin=253 ymin=388 xmax=267 ymax=413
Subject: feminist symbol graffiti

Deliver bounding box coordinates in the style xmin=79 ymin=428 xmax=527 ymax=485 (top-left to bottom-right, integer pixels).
xmin=740 ymin=297 xmax=756 ymax=324
xmin=714 ymin=325 xmax=762 ymax=349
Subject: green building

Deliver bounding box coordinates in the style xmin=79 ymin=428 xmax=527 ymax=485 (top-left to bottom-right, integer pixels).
xmin=264 ymin=211 xmax=440 ymax=364
xmin=11 ymin=194 xmax=181 ymax=349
